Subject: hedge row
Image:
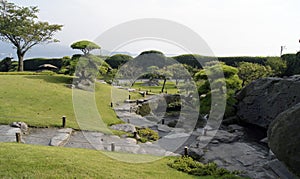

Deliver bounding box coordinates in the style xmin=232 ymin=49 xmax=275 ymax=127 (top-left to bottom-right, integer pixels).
xmin=24 ymin=58 xmax=64 ymax=71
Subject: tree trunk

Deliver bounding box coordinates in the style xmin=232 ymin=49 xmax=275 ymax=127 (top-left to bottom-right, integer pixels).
xmin=161 ymin=78 xmax=167 ymax=93
xmin=17 ymin=49 xmax=24 ymax=71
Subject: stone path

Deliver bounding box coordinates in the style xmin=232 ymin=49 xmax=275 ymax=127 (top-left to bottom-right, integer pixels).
xmin=0 ymin=97 xmax=298 ymax=179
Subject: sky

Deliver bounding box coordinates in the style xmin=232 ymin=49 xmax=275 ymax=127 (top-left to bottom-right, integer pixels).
xmin=3 ymin=0 xmax=300 ymax=57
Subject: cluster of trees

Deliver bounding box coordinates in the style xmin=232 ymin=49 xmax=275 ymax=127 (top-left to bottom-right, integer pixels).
xmin=2 ymin=1 xmax=300 ymax=118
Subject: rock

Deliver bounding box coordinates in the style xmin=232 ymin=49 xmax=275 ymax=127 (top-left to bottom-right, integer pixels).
xmin=57 ymin=128 xmax=73 ymax=134
xmin=202 ymin=142 xmax=275 ymax=179
xmin=124 ymin=100 xmax=136 ymax=103
xmin=188 ymin=148 xmax=204 ymax=160
xmin=260 ymin=137 xmax=268 ymax=144
xmin=157 ymin=125 xmax=172 ymax=133
xmin=163 ymin=133 xmax=190 ymax=139
xmin=10 ymin=122 xmax=28 ymax=132
xmin=50 ymin=133 xmax=70 ymax=146
xmin=222 ymin=116 xmax=239 ymax=125
xmin=49 ymin=128 xmax=73 ymax=146
xmin=110 ymin=124 xmax=136 ymax=133
xmin=213 ymin=130 xmax=241 ymax=143
xmin=227 ymin=124 xmax=244 ymax=133
xmin=237 ymin=76 xmax=300 ymax=129
xmin=268 ymin=103 xmax=300 ymax=177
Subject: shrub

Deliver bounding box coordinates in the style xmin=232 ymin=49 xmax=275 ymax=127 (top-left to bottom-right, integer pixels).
xmin=105 ymin=54 xmax=133 ymax=69
xmin=281 ymin=53 xmax=300 ymax=76
xmin=237 ymin=62 xmax=273 ymax=87
xmin=24 ymin=58 xmax=63 ymax=71
xmin=136 ymin=127 xmax=159 ymax=143
xmin=168 ymin=157 xmax=242 ymax=178
xmin=195 ymin=63 xmax=242 ymax=117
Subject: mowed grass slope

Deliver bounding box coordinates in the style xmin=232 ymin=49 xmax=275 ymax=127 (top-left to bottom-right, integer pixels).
xmin=0 ymin=75 xmax=122 ymax=129
xmin=0 ymin=143 xmax=203 ymax=179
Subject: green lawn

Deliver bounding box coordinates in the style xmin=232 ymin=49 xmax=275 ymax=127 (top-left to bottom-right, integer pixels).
xmin=132 ymin=81 xmax=179 ymax=94
xmin=0 ymin=143 xmax=207 ymax=179
xmin=0 ymin=75 xmax=124 ymax=129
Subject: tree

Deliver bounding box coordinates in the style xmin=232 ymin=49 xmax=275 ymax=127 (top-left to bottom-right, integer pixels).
xmin=168 ymin=63 xmax=190 ymax=85
xmin=265 ymin=57 xmax=287 ymax=77
xmin=156 ymin=67 xmax=173 ymax=93
xmin=238 ymin=62 xmax=273 ymax=87
xmin=0 ymin=1 xmax=63 ymax=71
xmin=70 ymin=40 xmax=100 ymax=55
xmin=195 ymin=63 xmax=242 ymax=117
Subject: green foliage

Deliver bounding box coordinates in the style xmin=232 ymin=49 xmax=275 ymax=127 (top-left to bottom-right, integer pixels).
xmin=62 ymin=54 xmax=110 ymax=77
xmin=137 ymin=103 xmax=151 ymax=116
xmin=0 ymin=1 xmax=62 ymax=71
xmin=70 ymin=40 xmax=100 ymax=55
xmin=137 ymin=127 xmax=159 ymax=143
xmin=281 ymin=53 xmax=300 ymax=76
xmin=218 ymin=56 xmax=268 ymax=67
xmin=24 ymin=58 xmax=63 ymax=71
xmin=105 ymin=54 xmax=133 ymax=69
xmin=0 ymin=57 xmax=15 ymax=72
xmin=265 ymin=57 xmax=287 ymax=77
xmin=172 ymin=54 xmax=215 ymax=69
xmin=237 ymin=62 xmax=273 ymax=87
xmin=195 ymin=63 xmax=242 ymax=117
xmin=140 ymin=50 xmax=164 ymax=56
xmin=168 ymin=63 xmax=191 ymax=85
xmin=168 ymin=157 xmax=242 ymax=178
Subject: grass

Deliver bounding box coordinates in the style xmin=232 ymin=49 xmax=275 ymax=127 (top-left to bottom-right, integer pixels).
xmin=132 ymin=81 xmax=179 ymax=94
xmin=0 ymin=75 xmax=125 ymax=130
xmin=0 ymin=143 xmax=209 ymax=179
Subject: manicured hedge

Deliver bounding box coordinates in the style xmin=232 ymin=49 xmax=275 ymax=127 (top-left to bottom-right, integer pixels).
xmin=24 ymin=58 xmax=64 ymax=71
xmin=105 ymin=54 xmax=133 ymax=69
xmin=172 ymin=54 xmax=272 ymax=69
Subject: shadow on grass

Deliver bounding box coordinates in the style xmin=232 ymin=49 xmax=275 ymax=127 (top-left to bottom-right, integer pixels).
xmin=24 ymin=75 xmax=74 ymax=85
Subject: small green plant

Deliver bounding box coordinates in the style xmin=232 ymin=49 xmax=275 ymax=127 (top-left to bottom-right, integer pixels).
xmin=168 ymin=157 xmax=243 ymax=178
xmin=136 ymin=127 xmax=159 ymax=143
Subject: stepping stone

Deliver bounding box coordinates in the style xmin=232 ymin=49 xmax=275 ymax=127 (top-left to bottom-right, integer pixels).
xmin=49 ymin=128 xmax=73 ymax=146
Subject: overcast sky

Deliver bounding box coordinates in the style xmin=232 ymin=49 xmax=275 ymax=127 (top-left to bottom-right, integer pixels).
xmin=7 ymin=0 xmax=300 ymax=57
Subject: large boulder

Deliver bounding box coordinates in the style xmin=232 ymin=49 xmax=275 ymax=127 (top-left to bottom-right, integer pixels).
xmin=237 ymin=76 xmax=300 ymax=128
xmin=268 ymin=103 xmax=300 ymax=177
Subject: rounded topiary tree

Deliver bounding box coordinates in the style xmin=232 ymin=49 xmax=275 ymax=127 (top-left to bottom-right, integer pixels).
xmin=71 ymin=40 xmax=100 ymax=55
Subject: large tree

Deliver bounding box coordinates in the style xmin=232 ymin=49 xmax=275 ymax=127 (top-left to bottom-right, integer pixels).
xmin=0 ymin=1 xmax=62 ymax=71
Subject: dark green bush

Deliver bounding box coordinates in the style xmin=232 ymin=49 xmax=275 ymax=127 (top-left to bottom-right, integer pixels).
xmin=281 ymin=53 xmax=300 ymax=76
xmin=105 ymin=54 xmax=133 ymax=69
xmin=218 ymin=56 xmax=267 ymax=67
xmin=24 ymin=58 xmax=63 ymax=71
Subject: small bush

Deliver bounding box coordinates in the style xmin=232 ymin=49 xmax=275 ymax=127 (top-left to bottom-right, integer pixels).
xmin=168 ymin=157 xmax=243 ymax=178
xmin=136 ymin=127 xmax=159 ymax=143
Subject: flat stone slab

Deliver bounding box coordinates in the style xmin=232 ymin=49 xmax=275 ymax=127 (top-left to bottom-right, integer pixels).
xmin=0 ymin=125 xmax=21 ymax=142
xmin=57 ymin=128 xmax=73 ymax=134
xmin=49 ymin=128 xmax=73 ymax=146
xmin=202 ymin=142 xmax=279 ymax=179
xmin=110 ymin=124 xmax=136 ymax=133
xmin=50 ymin=133 xmax=71 ymax=146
